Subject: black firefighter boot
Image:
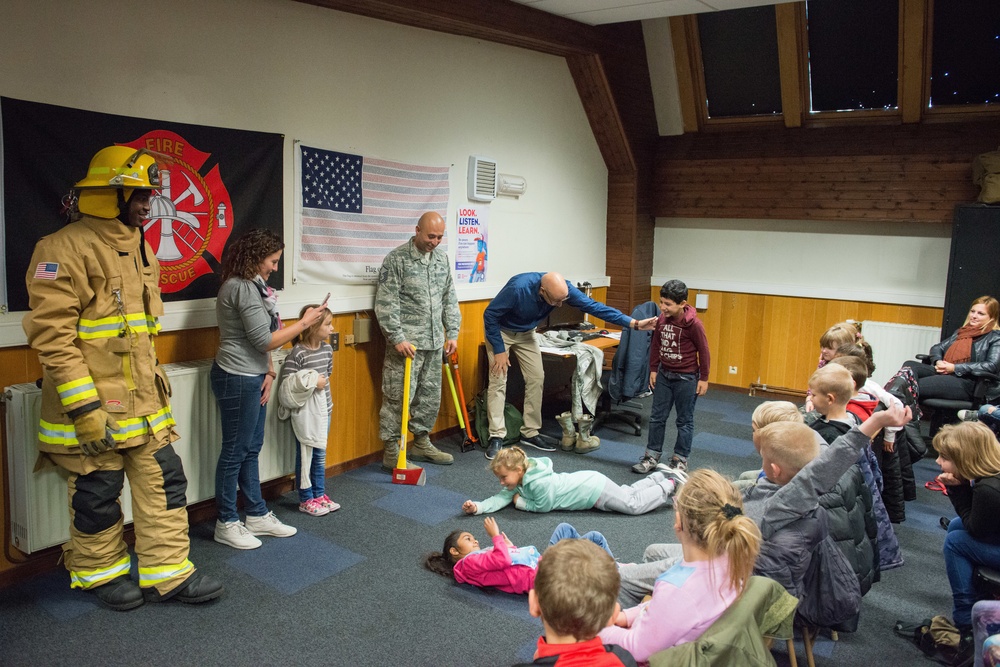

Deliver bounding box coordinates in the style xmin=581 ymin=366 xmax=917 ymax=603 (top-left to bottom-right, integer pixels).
xmin=144 ymin=571 xmax=224 ymax=604
xmin=90 ymin=575 xmax=144 ymax=611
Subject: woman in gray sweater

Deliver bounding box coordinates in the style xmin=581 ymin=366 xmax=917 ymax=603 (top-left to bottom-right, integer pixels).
xmin=211 ymin=229 xmax=326 ymax=550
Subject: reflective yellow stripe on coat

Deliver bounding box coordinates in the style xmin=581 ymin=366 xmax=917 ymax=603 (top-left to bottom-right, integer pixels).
xmin=38 ymin=409 xmax=175 ymax=447
xmin=56 ymin=376 xmax=98 ymax=408
xmin=77 ymin=312 xmax=150 ymax=340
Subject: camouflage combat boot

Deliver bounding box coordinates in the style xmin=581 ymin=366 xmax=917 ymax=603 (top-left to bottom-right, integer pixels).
xmin=382 ymin=439 xmax=420 ymax=472
xmin=410 ymin=434 xmax=454 ymax=465
xmin=575 ymin=415 xmax=600 ymax=454
xmin=555 ymin=412 xmax=577 ymax=451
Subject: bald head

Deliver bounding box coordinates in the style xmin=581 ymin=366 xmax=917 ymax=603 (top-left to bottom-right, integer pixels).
xmin=414 ymin=212 xmax=445 ymax=253
xmin=540 ymin=272 xmax=569 ymax=306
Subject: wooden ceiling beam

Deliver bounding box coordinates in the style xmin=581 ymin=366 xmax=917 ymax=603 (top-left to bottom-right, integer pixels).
xmin=293 ymin=0 xmax=604 ymax=57
xmin=566 ymin=53 xmax=636 ymax=174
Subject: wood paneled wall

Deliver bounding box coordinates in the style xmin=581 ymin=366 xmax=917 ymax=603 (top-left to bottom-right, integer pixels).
xmin=653 ymin=286 xmax=943 ymax=392
xmin=655 ymin=122 xmax=998 ymax=223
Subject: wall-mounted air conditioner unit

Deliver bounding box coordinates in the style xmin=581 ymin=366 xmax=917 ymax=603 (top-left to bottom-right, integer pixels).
xmin=468 ymin=155 xmax=497 ymax=202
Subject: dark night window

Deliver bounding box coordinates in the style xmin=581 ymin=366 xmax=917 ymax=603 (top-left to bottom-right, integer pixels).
xmin=698 ymin=6 xmax=782 ymax=118
xmin=930 ymin=1 xmax=1000 ymax=107
xmin=806 ymin=0 xmax=899 ymax=112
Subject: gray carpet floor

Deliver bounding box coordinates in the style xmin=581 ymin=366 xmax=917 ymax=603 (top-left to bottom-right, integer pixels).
xmin=0 ymin=387 xmax=956 ymax=666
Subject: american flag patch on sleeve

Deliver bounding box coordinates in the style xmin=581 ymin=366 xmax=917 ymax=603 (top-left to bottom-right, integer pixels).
xmin=33 ymin=262 xmax=59 ymax=280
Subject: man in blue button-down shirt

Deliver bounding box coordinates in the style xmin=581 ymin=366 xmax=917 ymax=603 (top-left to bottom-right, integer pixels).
xmin=483 ymin=272 xmax=656 ymax=460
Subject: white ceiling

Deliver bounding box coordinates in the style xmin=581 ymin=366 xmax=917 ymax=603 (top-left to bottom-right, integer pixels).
xmin=512 ymin=0 xmax=799 ymax=25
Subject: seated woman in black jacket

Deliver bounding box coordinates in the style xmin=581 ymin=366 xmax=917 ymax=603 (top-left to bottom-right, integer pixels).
xmin=934 ymin=422 xmax=1000 ymax=641
xmin=903 ymin=296 xmax=1000 ymax=404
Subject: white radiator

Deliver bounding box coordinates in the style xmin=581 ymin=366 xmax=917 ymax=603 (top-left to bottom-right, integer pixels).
xmin=861 ymin=320 xmax=941 ymax=387
xmin=5 ymin=353 xmax=294 ymax=554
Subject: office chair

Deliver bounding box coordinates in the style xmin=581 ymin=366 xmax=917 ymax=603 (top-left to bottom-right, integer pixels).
xmin=594 ymin=301 xmax=659 ymax=436
xmin=914 ymin=355 xmax=999 ymax=438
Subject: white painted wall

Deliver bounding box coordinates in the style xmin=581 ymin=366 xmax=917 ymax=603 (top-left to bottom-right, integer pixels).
xmin=652 ymin=218 xmax=952 ymax=307
xmin=642 ymin=18 xmax=685 ymax=137
xmin=0 ymin=0 xmax=609 ymax=345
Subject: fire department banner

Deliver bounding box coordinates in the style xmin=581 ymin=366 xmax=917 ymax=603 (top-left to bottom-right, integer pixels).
xmin=0 ymin=97 xmax=284 ymax=312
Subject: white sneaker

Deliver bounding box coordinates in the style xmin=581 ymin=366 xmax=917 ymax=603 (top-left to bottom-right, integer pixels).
xmin=655 ymin=464 xmax=689 ymax=497
xmin=245 ymin=511 xmax=297 ymax=538
xmin=958 ymin=410 xmax=979 ymax=422
xmin=214 ymin=520 xmax=262 ymax=550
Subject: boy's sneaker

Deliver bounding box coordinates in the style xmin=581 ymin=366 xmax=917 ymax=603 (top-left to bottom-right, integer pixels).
xmin=299 ymin=499 xmax=330 ymax=516
xmin=245 ymin=511 xmax=297 ymax=538
xmin=485 ymin=437 xmax=504 ymax=460
xmin=214 ymin=520 xmax=262 ymax=550
xmin=656 ymin=464 xmax=689 ymax=496
xmin=632 ymin=454 xmax=660 ymax=474
xmin=957 ymin=410 xmax=979 ymax=422
xmin=665 ymin=455 xmax=688 ymax=473
xmin=316 ymin=495 xmax=341 ymax=512
xmin=519 ymin=434 xmax=557 ymax=452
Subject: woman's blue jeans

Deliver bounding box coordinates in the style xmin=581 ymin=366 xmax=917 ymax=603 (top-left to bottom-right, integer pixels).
xmin=211 ymin=363 xmax=268 ymax=523
xmin=549 ymin=522 xmax=614 ymax=559
xmin=295 ymin=436 xmax=327 ymax=503
xmin=945 ymin=517 xmax=1000 ymax=626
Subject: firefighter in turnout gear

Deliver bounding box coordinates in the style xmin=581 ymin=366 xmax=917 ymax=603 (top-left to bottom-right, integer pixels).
xmin=22 ymin=146 xmax=223 ymax=610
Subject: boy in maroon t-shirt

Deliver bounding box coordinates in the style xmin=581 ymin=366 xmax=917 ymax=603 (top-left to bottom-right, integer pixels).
xmin=632 ymin=280 xmax=710 ymax=474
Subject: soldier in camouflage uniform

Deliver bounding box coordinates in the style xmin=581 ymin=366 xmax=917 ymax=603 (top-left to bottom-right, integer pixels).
xmin=374 ymin=211 xmax=461 ymax=470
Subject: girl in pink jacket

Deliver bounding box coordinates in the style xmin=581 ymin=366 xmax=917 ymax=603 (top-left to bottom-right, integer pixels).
xmin=599 ymin=469 xmax=761 ymax=664
xmin=424 ymin=518 xmax=613 ymax=594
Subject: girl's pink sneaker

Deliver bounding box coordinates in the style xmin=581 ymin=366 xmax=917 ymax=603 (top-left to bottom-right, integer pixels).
xmin=299 ymin=498 xmax=330 ymax=516
xmin=316 ymin=495 xmax=341 ymax=512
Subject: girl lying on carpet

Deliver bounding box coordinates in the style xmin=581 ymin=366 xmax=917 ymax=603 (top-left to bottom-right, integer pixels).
xmin=461 ymin=446 xmax=686 ymax=516
xmin=424 ymin=517 xmax=613 ymax=594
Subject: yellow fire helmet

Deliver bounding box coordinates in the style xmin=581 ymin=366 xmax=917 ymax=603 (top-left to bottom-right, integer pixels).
xmin=75 ymin=146 xmax=162 ymax=219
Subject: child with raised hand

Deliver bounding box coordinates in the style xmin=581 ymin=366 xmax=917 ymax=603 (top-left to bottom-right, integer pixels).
xmin=753 ymin=402 xmax=910 ymax=626
xmin=515 ymin=539 xmax=637 ymax=667
xmin=277 ymin=304 xmax=339 ymax=517
xmin=599 ymin=470 xmax=761 ymax=663
xmin=934 ymin=422 xmax=1000 ymax=642
xmin=733 ymin=401 xmax=806 ymax=491
xmin=462 ymin=446 xmax=686 ymax=517
xmin=424 ymin=518 xmax=613 ymax=595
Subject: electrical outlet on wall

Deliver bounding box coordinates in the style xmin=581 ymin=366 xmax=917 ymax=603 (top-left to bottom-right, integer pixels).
xmin=345 ymin=334 xmax=355 ymax=345
xmin=729 ymin=366 xmax=738 ymax=374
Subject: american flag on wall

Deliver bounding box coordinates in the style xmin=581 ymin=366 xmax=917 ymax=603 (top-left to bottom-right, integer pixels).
xmin=293 ymin=143 xmax=450 ymax=285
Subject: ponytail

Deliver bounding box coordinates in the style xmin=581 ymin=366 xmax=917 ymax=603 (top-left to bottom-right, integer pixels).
xmin=423 ymin=552 xmax=456 ymax=578
xmin=423 ymin=530 xmax=464 ymax=578
xmin=856 ymin=338 xmax=876 ymax=375
xmin=674 ymin=470 xmax=762 ymax=595
xmin=703 ymin=510 xmax=762 ymax=595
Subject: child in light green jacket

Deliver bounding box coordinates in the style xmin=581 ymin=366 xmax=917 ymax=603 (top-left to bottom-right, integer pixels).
xmin=462 ymin=446 xmax=686 ymax=516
